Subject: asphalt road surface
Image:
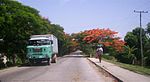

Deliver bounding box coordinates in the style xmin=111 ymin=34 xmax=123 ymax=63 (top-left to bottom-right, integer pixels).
xmin=0 ymin=54 xmax=113 ymax=82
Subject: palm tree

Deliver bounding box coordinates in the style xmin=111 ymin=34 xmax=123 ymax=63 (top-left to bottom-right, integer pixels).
xmin=125 ymin=45 xmax=137 ymax=64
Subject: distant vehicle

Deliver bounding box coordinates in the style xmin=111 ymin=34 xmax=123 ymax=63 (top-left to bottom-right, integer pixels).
xmin=26 ymin=34 xmax=58 ymax=65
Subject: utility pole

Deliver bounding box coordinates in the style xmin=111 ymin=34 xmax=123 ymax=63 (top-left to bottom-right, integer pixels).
xmin=134 ymin=10 xmax=148 ymax=66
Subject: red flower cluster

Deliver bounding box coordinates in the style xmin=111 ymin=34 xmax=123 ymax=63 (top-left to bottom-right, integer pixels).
xmin=82 ymin=28 xmax=125 ymax=52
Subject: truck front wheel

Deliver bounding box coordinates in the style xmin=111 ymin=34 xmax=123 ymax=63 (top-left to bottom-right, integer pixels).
xmin=29 ymin=59 xmax=34 ymax=66
xmin=47 ymin=58 xmax=51 ymax=65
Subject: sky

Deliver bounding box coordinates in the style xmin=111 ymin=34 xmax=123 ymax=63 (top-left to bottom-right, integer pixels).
xmin=17 ymin=0 xmax=150 ymax=39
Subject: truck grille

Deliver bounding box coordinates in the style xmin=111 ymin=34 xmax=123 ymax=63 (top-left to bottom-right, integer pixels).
xmin=33 ymin=48 xmax=42 ymax=52
xmin=33 ymin=54 xmax=42 ymax=55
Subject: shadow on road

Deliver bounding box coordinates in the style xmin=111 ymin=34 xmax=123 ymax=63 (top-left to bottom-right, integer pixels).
xmin=63 ymin=54 xmax=89 ymax=58
xmin=18 ymin=62 xmax=49 ymax=67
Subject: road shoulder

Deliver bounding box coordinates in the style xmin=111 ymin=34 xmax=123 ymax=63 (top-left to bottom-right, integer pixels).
xmin=88 ymin=58 xmax=150 ymax=82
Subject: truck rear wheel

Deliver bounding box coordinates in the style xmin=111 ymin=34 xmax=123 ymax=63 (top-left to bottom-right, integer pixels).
xmin=51 ymin=54 xmax=57 ymax=63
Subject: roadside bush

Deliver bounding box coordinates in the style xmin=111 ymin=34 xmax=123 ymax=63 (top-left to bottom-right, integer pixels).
xmin=0 ymin=62 xmax=5 ymax=69
xmin=102 ymin=54 xmax=115 ymax=60
xmin=115 ymin=53 xmax=132 ymax=64
xmin=6 ymin=61 xmax=13 ymax=67
xmin=16 ymin=56 xmax=22 ymax=65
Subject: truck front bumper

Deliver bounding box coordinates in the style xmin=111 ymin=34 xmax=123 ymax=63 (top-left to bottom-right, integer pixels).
xmin=28 ymin=58 xmax=49 ymax=63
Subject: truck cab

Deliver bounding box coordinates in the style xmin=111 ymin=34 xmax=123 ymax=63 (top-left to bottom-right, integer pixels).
xmin=27 ymin=34 xmax=58 ymax=65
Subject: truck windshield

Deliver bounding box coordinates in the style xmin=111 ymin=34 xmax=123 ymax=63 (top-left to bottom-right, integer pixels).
xmin=28 ymin=39 xmax=50 ymax=46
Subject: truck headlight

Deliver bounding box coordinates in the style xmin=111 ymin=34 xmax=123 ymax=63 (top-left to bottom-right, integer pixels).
xmin=27 ymin=54 xmax=31 ymax=58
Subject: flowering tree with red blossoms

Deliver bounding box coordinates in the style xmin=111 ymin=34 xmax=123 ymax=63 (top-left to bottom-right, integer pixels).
xmin=82 ymin=28 xmax=125 ymax=52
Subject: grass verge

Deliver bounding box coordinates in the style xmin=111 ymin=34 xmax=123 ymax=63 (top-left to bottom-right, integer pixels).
xmin=102 ymin=58 xmax=150 ymax=75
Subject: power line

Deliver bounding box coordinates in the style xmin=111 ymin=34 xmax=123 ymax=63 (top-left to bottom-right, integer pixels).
xmin=134 ymin=10 xmax=148 ymax=66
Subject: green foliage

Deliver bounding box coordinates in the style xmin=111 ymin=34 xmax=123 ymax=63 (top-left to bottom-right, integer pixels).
xmin=102 ymin=54 xmax=114 ymax=60
xmin=147 ymin=23 xmax=150 ymax=35
xmin=80 ymin=43 xmax=94 ymax=56
xmin=105 ymin=46 xmax=116 ymax=56
xmin=6 ymin=61 xmax=13 ymax=67
xmin=124 ymin=23 xmax=150 ymax=66
xmin=115 ymin=46 xmax=137 ymax=64
xmin=0 ymin=58 xmax=5 ymax=69
xmin=124 ymin=32 xmax=138 ymax=47
xmin=71 ymin=33 xmax=95 ymax=56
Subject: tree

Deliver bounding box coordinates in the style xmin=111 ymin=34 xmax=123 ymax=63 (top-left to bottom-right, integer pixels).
xmin=124 ymin=26 xmax=150 ymax=66
xmin=145 ymin=23 xmax=150 ymax=65
xmin=125 ymin=46 xmax=137 ymax=64
xmin=72 ymin=28 xmax=125 ymax=57
xmin=0 ymin=0 xmax=47 ymax=64
xmin=83 ymin=28 xmax=125 ymax=52
xmin=124 ymin=32 xmax=138 ymax=47
xmin=146 ymin=23 xmax=150 ymax=35
xmin=71 ymin=32 xmax=95 ymax=56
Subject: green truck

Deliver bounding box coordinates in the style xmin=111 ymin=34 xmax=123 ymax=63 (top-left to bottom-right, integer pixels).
xmin=26 ymin=34 xmax=58 ymax=65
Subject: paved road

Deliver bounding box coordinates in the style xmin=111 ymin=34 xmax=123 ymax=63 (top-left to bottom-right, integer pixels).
xmin=0 ymin=55 xmax=113 ymax=82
